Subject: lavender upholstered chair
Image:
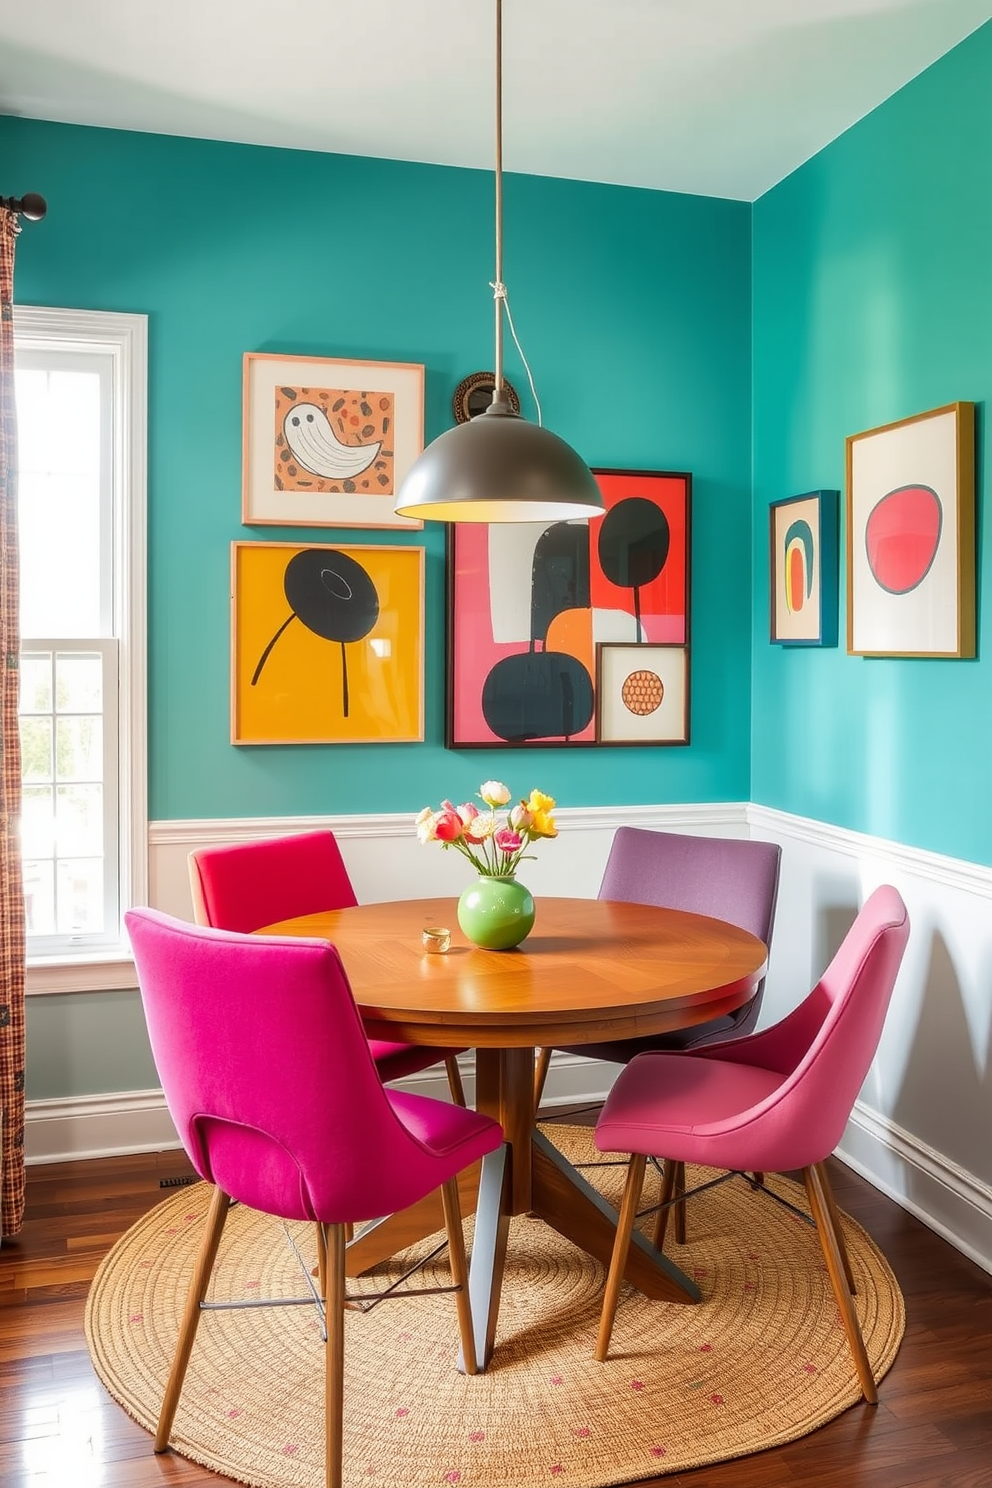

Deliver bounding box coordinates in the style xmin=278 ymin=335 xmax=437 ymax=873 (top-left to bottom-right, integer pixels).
xmin=189 ymin=830 xmax=467 ymax=1104
xmin=126 ymin=907 xmax=504 ymax=1488
xmin=535 ymin=827 xmax=782 ymax=1093
xmin=593 ymin=885 xmax=910 ymax=1404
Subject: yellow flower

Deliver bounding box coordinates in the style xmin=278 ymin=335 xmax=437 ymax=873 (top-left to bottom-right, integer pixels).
xmin=528 ymin=789 xmax=556 ymax=814
xmin=530 ymin=809 xmax=558 ymax=839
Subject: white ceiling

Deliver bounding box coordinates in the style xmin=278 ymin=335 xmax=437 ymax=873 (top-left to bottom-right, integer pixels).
xmin=1 ymin=0 xmax=991 ymax=201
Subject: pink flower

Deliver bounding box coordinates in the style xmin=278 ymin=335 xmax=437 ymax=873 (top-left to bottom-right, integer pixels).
xmin=457 ymin=802 xmax=480 ymax=825
xmin=434 ymin=810 xmax=464 ymax=843
xmin=494 ymin=828 xmax=523 ymax=853
xmin=509 ymin=801 xmax=533 ymax=831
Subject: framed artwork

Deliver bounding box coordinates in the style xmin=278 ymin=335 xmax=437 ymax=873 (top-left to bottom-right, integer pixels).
xmin=231 ymin=541 xmax=424 ymax=745
xmin=242 ymin=352 xmax=425 ymax=530
xmin=596 ymin=643 xmax=689 ymax=745
xmin=847 ymin=402 xmax=975 ymax=658
xmin=446 ymin=468 xmax=690 ymax=748
xmin=769 ymin=489 xmax=839 ymax=646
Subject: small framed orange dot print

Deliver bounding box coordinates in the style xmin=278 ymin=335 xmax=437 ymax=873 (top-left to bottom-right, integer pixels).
xmin=595 ymin=643 xmax=689 ymax=745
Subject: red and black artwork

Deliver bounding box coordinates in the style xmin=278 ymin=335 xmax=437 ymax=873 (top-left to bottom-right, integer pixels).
xmin=446 ymin=469 xmax=690 ymax=748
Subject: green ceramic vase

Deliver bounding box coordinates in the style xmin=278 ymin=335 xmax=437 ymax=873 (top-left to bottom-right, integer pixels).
xmin=457 ymin=875 xmax=535 ymax=951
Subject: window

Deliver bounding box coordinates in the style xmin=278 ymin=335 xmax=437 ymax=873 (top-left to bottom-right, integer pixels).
xmin=13 ymin=307 xmax=147 ymax=990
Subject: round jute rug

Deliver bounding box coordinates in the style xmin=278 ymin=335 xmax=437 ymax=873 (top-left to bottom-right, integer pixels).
xmin=85 ymin=1125 xmax=904 ymax=1488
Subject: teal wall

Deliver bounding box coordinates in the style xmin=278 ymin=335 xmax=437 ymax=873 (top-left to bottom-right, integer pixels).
xmin=751 ymin=23 xmax=992 ymax=862
xmin=3 ymin=117 xmax=753 ymax=823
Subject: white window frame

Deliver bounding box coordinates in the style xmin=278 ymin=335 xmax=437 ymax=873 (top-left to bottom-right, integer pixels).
xmin=14 ymin=306 xmax=148 ymax=994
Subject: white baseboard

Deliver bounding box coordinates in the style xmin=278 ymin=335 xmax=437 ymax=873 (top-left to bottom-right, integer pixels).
xmin=25 ymin=1088 xmax=182 ymax=1165
xmin=838 ymin=1100 xmax=992 ymax=1277
xmin=23 ymin=1054 xmax=619 ymax=1167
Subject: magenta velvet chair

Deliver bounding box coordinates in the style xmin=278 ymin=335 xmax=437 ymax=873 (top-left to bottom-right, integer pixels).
xmin=189 ymin=830 xmax=467 ymax=1104
xmin=125 ymin=907 xmax=504 ymax=1488
xmin=593 ymin=884 xmax=910 ymax=1404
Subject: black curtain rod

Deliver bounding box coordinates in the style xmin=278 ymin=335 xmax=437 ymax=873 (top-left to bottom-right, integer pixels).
xmin=0 ymin=193 xmax=47 ymax=221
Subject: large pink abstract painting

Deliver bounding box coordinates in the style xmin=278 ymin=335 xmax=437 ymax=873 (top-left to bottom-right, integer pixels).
xmin=446 ymin=469 xmax=690 ymax=748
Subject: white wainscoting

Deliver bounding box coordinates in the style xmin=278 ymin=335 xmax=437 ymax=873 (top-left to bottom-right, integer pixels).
xmin=748 ymin=804 xmax=992 ymax=1276
xmin=25 ymin=800 xmax=992 ymax=1278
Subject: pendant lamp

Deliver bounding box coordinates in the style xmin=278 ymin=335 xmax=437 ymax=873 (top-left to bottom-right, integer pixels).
xmin=394 ymin=0 xmax=604 ymax=524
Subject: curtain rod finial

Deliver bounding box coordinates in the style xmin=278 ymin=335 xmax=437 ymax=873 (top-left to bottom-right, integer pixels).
xmin=1 ymin=192 xmax=47 ymax=221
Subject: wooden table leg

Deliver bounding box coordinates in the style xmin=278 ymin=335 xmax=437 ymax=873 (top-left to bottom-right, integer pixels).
xmin=474 ymin=1046 xmax=535 ymax=1214
xmin=531 ymin=1129 xmax=701 ymax=1304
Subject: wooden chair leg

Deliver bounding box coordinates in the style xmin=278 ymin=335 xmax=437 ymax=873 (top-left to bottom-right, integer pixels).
xmin=155 ymin=1185 xmax=231 ymax=1453
xmin=673 ymin=1160 xmax=687 ymax=1244
xmin=325 ymin=1223 xmax=347 ymax=1488
xmin=534 ymin=1047 xmax=552 ymax=1110
xmin=440 ymin=1177 xmax=477 ymax=1376
xmin=652 ymin=1157 xmax=678 ymax=1251
xmin=445 ymin=1057 xmax=466 ymax=1107
xmin=804 ymin=1164 xmax=877 ymax=1405
xmin=595 ymin=1152 xmax=647 ymax=1363
xmin=815 ymin=1160 xmax=857 ymax=1295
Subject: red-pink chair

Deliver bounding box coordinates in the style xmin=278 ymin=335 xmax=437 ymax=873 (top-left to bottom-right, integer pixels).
xmin=125 ymin=907 xmax=504 ymax=1488
xmin=188 ymin=831 xmax=467 ymax=1104
xmin=593 ymin=885 xmax=910 ymax=1403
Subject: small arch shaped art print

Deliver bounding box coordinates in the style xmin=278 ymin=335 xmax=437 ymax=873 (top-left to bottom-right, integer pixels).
xmin=769 ymin=490 xmax=839 ymax=649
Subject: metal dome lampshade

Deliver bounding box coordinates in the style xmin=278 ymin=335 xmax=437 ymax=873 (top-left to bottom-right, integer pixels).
xmin=394 ymin=0 xmax=604 ymax=525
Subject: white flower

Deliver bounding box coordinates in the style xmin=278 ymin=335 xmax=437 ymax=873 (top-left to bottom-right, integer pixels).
xmin=479 ymin=780 xmax=511 ymax=807
xmin=416 ymin=812 xmax=438 ymax=843
xmin=471 ymin=813 xmax=496 ymax=839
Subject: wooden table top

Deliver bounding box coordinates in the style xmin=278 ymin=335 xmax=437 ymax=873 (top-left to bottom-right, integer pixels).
xmin=259 ymin=896 xmax=767 ymax=1050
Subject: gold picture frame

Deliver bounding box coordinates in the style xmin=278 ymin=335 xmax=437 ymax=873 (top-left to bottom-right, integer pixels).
xmin=231 ymin=541 xmax=424 ymax=744
xmin=242 ymin=352 xmax=424 ymax=530
xmin=846 ymin=402 xmax=975 ymax=658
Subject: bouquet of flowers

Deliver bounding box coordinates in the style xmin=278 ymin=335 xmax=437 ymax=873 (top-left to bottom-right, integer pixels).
xmin=416 ymin=780 xmax=557 ymax=880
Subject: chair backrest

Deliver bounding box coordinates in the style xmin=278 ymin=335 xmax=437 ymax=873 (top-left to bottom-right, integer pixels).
xmin=599 ymin=827 xmax=782 ymax=1032
xmin=126 ymin=907 xmax=446 ymax=1224
xmin=714 ymin=884 xmax=910 ymax=1171
xmin=188 ymin=829 xmax=358 ymax=934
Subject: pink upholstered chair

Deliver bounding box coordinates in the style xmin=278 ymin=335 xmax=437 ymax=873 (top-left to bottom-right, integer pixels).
xmin=593 ymin=884 xmax=910 ymax=1404
xmin=189 ymin=831 xmax=467 ymax=1104
xmin=125 ymin=907 xmax=504 ymax=1488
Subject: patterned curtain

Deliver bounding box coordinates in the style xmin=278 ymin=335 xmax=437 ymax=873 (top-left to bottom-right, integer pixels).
xmin=0 ymin=205 xmax=25 ymax=1238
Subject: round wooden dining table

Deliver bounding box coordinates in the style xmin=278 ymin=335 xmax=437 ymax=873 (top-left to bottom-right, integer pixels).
xmin=259 ymin=895 xmax=767 ymax=1367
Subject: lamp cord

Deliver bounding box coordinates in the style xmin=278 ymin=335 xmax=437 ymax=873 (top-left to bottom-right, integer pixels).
xmin=490 ymin=279 xmax=543 ymax=427
xmin=491 ymin=0 xmax=543 ymax=427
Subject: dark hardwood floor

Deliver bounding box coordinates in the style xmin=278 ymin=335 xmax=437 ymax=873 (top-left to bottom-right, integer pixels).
xmin=1 ymin=1112 xmax=990 ymax=1488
